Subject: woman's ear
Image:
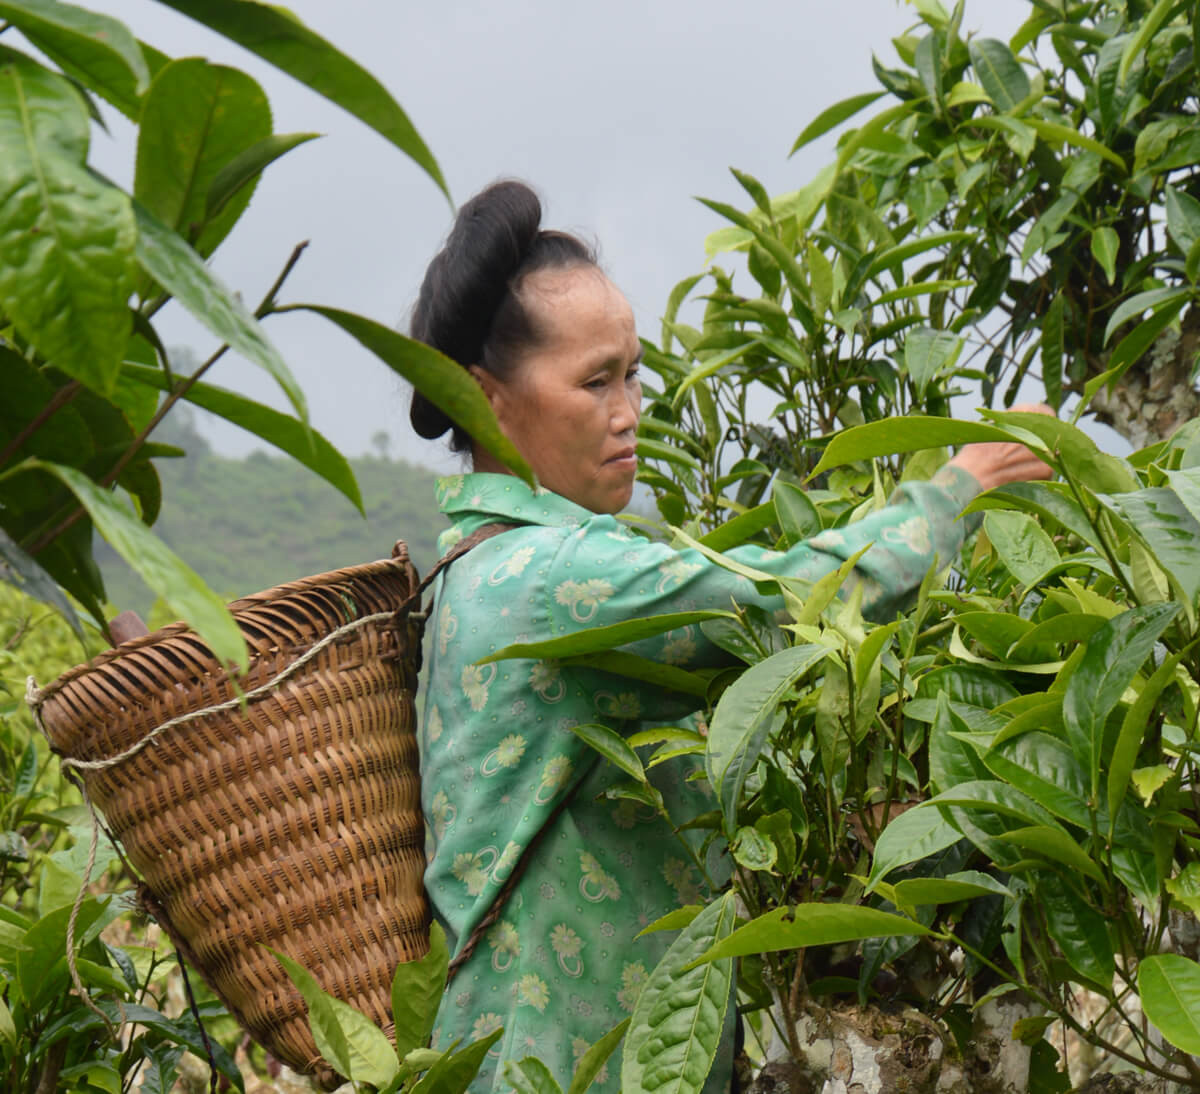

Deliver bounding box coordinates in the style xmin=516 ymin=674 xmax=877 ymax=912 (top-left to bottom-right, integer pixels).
xmin=469 ymin=365 xmax=505 ymax=415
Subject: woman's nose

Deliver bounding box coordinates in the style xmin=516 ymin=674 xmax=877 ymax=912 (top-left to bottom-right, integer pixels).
xmin=611 ymin=386 xmax=639 ymax=432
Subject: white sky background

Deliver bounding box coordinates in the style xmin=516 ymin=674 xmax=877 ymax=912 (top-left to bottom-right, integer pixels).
xmin=83 ymin=0 xmax=1036 ymax=470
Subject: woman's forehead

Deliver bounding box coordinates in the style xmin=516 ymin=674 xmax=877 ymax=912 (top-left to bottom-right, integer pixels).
xmin=523 ymin=267 xmax=638 ymax=352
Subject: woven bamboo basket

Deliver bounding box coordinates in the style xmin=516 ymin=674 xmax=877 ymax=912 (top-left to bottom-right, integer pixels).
xmin=33 ymin=544 xmax=430 ymax=1089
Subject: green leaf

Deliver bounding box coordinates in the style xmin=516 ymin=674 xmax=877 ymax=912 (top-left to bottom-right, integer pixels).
xmin=0 ymin=0 xmax=149 ymax=117
xmin=134 ymin=58 xmax=272 ymax=258
xmin=967 ymin=490 xmax=1094 ymax=560
xmin=205 ymin=131 xmax=320 ymax=221
xmin=0 ymin=996 xmax=14 ymax=1046
xmin=985 ymin=734 xmax=1092 ymax=827
xmin=132 ymin=201 xmax=307 ymax=421
xmin=670 ymin=341 xmax=755 ymax=410
xmin=929 ymin=692 xmax=989 ymax=793
xmin=1105 ymin=295 xmax=1190 ymax=380
xmin=0 ymin=51 xmax=135 ymax=395
xmin=1025 ymin=117 xmax=1126 ymax=172
xmin=1165 ymin=186 xmax=1200 ymax=258
xmin=866 ymin=804 xmax=963 ymax=890
xmin=1166 ymin=864 xmax=1200 ymax=916
xmin=972 ymin=115 xmax=1036 ymax=161
xmin=1041 ymin=293 xmax=1064 ymax=411
xmin=120 ymin=362 xmax=362 ymax=513
xmin=0 ymin=525 xmax=84 ymax=637
xmin=1041 ymin=884 xmax=1114 ymax=987
xmin=1139 ymin=954 xmax=1200 ymax=1056
xmin=567 ymin=1018 xmax=629 ymax=1094
xmin=1091 ymin=226 xmax=1119 ymax=285
xmin=994 ymin=825 xmax=1103 ymax=881
xmin=570 ymin=724 xmax=646 ymax=783
xmin=1118 ymin=0 xmax=1176 ymax=86
xmin=892 ymin=871 xmax=1013 ymax=907
xmin=153 ymin=0 xmax=449 ymax=201
xmin=1108 ymin=650 xmax=1183 ymax=828
xmin=812 ymin=417 xmax=1017 ymax=477
xmin=698 ymin=503 xmax=776 ymax=552
xmin=567 ymin=651 xmax=709 ymax=699
xmin=481 ymin=611 xmax=733 ymax=664
xmin=410 ymin=1028 xmax=504 ymax=1094
xmin=969 ymin=38 xmax=1030 ymax=111
xmin=904 ymin=327 xmax=962 ymax=398
xmin=731 ymin=826 xmax=777 ymax=872
xmin=790 ymin=90 xmax=885 ymax=154
xmin=1103 ymin=287 xmax=1190 ymax=346
xmin=391 ymin=922 xmax=448 ymax=1060
xmin=690 ymin=903 xmax=931 ymax=967
xmin=504 ymin=1058 xmax=563 ymax=1094
xmin=1063 ymin=603 xmax=1179 ymax=799
xmin=865 ymin=230 xmax=973 ymax=280
xmin=288 ymin=304 xmax=534 ymax=486
xmin=270 ymin=947 xmax=399 ymax=1087
xmin=773 ymin=482 xmax=820 ymax=546
xmin=983 ymin=510 xmax=1060 ymax=586
xmin=706 ymin=644 xmax=828 ymax=830
xmin=636 ymin=907 xmax=702 ymax=938
xmin=622 ymin=893 xmax=737 ymax=1094
xmin=1102 ymin=487 xmax=1200 ymax=606
xmin=981 ymin=410 xmax=1138 ymax=492
xmin=22 ymin=459 xmax=246 ymax=669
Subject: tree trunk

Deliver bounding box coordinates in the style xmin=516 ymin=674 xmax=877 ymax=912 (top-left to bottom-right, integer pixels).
xmin=1088 ymin=309 xmax=1200 ymax=449
xmin=744 ymin=995 xmax=1038 ymax=1094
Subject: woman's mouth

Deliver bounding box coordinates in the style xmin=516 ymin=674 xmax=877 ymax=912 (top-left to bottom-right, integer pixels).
xmin=605 ymin=447 xmax=637 ymax=471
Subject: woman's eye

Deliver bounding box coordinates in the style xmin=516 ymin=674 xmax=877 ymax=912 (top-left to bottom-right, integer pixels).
xmin=585 ymin=375 xmax=608 ymax=390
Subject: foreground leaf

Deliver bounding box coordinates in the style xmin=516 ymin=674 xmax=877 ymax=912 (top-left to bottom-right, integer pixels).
xmin=0 ymin=51 xmax=135 ymax=394
xmin=504 ymin=1058 xmax=562 ymax=1094
xmin=622 ymin=893 xmax=737 ymax=1094
xmin=0 ymin=526 xmax=84 ymax=637
xmin=481 ymin=611 xmax=733 ymax=663
xmin=391 ymin=922 xmax=448 ymax=1060
xmin=133 ymin=201 xmax=307 ymax=421
xmin=706 ymin=644 xmax=828 ymax=830
xmin=134 ymin=57 xmax=272 ymax=257
xmin=0 ymin=0 xmax=149 ymax=116
xmin=153 ymin=0 xmax=449 ymax=200
xmin=690 ymin=903 xmax=931 ymax=966
xmin=23 ymin=460 xmax=245 ymax=669
xmin=271 ymin=947 xmax=399 ymax=1087
xmin=1062 ymin=603 xmax=1179 ymax=797
xmin=289 ymin=305 xmax=533 ymax=486
xmin=812 ymin=418 xmax=1018 ymax=477
xmin=568 ymin=1018 xmax=629 ymax=1094
xmin=1139 ymin=954 xmax=1200 ymax=1056
xmin=121 ymin=362 xmax=362 ymax=512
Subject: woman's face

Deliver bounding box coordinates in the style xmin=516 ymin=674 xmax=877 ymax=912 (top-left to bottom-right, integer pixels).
xmin=475 ymin=266 xmax=642 ymax=515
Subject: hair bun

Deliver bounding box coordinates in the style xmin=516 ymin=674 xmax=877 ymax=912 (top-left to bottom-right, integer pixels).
xmin=409 ymin=181 xmax=544 ymax=441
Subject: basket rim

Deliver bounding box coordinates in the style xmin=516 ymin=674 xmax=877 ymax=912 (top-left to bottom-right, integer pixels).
xmin=34 ymin=545 xmax=418 ymax=703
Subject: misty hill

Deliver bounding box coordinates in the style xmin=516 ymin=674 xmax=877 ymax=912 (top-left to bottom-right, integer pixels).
xmin=99 ymin=419 xmax=450 ymax=615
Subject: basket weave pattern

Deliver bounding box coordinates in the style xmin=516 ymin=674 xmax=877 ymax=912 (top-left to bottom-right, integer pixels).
xmin=36 ymin=548 xmax=430 ymax=1088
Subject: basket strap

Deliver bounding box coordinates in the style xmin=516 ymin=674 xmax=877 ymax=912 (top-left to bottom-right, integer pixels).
xmin=446 ymin=769 xmax=589 ymax=985
xmin=393 ymin=521 xmax=517 ymax=618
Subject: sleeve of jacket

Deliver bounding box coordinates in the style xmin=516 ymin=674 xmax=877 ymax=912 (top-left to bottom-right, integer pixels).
xmin=541 ymin=465 xmax=982 ymax=669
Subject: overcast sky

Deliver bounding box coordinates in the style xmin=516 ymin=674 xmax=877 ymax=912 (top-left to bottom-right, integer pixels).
xmin=83 ymin=0 xmax=1033 ymax=470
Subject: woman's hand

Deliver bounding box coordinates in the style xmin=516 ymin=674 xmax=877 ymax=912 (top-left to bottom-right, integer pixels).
xmin=947 ymin=403 xmax=1056 ymax=492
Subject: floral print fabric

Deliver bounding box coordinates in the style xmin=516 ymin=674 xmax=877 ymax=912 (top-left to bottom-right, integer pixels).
xmin=420 ymin=468 xmax=980 ymax=1091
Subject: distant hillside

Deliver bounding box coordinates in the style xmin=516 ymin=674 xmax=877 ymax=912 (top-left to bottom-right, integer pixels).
xmin=99 ymin=420 xmax=451 ymax=614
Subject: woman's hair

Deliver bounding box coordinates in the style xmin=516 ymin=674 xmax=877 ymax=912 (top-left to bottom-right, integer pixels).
xmin=409 ymin=180 xmax=598 ymax=452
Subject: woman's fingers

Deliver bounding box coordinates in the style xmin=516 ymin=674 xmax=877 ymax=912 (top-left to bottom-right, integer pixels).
xmin=948 ymin=404 xmax=1057 ymax=491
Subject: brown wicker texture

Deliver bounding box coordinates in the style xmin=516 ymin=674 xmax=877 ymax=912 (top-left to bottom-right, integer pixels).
xmin=34 ymin=546 xmax=430 ymax=1090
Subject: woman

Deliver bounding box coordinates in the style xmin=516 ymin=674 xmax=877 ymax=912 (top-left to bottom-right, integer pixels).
xmin=409 ymin=180 xmax=1049 ymax=1091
